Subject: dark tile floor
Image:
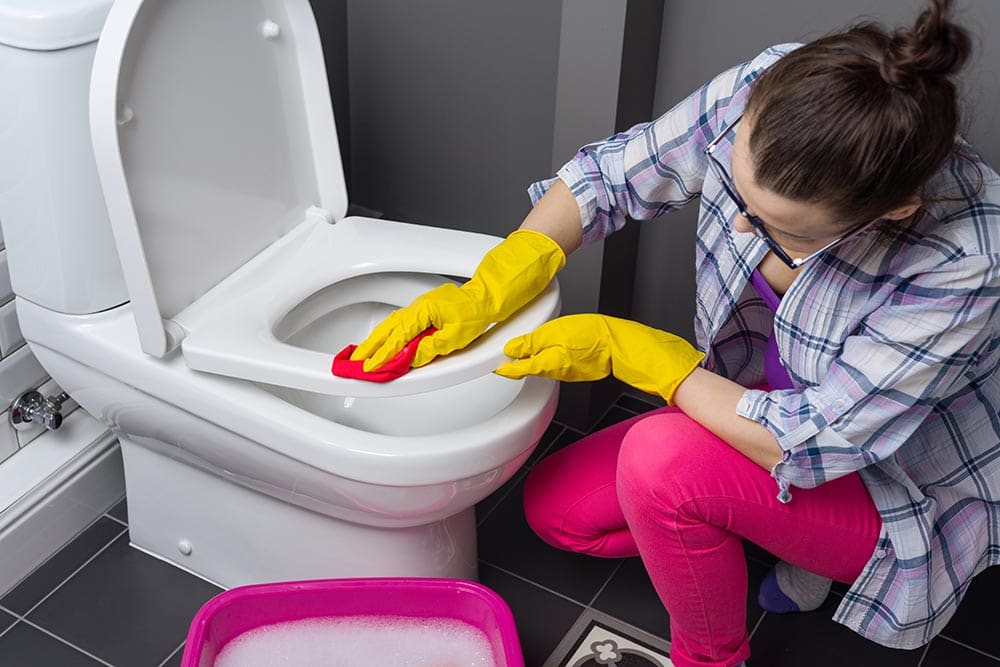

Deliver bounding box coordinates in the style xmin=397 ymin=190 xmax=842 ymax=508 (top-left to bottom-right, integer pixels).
xmin=1 ymin=392 xmax=999 ymax=666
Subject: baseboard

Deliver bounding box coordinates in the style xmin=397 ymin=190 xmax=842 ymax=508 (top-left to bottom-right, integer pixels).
xmin=0 ymin=411 xmax=123 ymax=597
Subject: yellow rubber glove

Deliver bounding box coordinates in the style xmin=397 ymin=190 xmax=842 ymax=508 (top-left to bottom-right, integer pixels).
xmin=495 ymin=314 xmax=705 ymax=405
xmin=351 ymin=229 xmax=566 ymax=372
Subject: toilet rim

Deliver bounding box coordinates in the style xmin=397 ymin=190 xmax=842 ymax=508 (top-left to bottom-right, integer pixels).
xmin=178 ymin=214 xmax=561 ymax=398
xmin=16 ymin=293 xmax=561 ymax=488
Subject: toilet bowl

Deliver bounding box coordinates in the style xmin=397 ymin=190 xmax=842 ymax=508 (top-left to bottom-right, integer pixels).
xmin=17 ymin=295 xmax=558 ymax=586
xmin=0 ymin=0 xmax=560 ymax=588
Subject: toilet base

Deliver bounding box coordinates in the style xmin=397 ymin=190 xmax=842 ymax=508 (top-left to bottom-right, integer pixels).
xmin=119 ymin=439 xmax=479 ymax=589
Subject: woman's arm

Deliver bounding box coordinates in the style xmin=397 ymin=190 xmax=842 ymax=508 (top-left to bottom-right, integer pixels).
xmin=514 ymin=179 xmax=784 ymax=473
xmin=518 ymin=179 xmax=583 ymax=256
xmin=677 ymin=249 xmax=1000 ymax=488
xmin=673 ymin=367 xmax=783 ymax=471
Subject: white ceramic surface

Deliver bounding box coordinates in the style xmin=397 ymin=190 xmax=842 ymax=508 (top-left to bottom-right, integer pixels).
xmin=0 ymin=39 xmax=128 ymax=314
xmin=19 ymin=298 xmax=558 ymax=583
xmin=0 ymin=0 xmax=113 ymax=50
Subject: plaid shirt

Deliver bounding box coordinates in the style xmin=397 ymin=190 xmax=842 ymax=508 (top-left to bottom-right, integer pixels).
xmin=530 ymin=43 xmax=1000 ymax=649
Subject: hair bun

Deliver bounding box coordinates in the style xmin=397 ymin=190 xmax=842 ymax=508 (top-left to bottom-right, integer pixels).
xmin=880 ymin=0 xmax=971 ymax=92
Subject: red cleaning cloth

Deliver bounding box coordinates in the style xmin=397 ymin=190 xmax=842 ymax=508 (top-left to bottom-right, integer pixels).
xmin=331 ymin=328 xmax=437 ymax=382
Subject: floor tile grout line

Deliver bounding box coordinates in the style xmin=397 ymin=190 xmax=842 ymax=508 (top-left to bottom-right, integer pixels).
xmin=586 ymin=400 xmax=625 ymax=434
xmin=98 ymin=495 xmax=128 ymax=528
xmin=0 ymin=603 xmax=22 ymax=617
xmin=0 ymin=606 xmax=21 ymax=642
xmin=915 ymin=642 xmax=931 ymax=667
xmin=933 ymin=635 xmax=1000 ymax=662
xmin=475 ymin=468 xmax=529 ymax=528
xmin=562 ymin=423 xmax=588 ymax=437
xmin=479 ymin=560 xmax=590 ymax=610
xmin=618 ymin=402 xmax=661 ymax=416
xmin=586 ymin=559 xmax=625 ymax=608
xmin=747 ymin=610 xmax=768 ymax=642
xmin=0 ymin=513 xmax=126 ymax=638
xmin=538 ymin=424 xmax=570 ymax=459
xmin=16 ymin=524 xmax=129 ymax=622
xmin=552 ymin=420 xmax=587 ymax=441
xmin=584 ymin=391 xmax=663 ymax=433
xmin=611 ymin=391 xmax=660 ymax=414
xmin=18 ymin=616 xmax=115 ymax=667
xmin=158 ymin=639 xmax=187 ymax=667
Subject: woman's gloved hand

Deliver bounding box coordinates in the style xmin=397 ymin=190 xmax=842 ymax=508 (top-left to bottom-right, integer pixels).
xmin=495 ymin=314 xmax=706 ymax=405
xmin=351 ymin=229 xmax=565 ymax=372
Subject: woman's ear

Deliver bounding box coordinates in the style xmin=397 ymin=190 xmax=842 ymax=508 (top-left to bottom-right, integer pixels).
xmin=883 ymin=195 xmax=922 ymax=221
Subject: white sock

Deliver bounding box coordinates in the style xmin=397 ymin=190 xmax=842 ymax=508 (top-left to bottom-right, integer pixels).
xmin=774 ymin=560 xmax=833 ymax=612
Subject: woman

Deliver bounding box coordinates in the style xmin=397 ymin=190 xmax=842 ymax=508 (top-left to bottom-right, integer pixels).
xmin=353 ymin=1 xmax=1000 ymax=664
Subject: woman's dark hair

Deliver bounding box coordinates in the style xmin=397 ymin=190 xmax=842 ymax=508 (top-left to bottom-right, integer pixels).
xmin=746 ymin=0 xmax=973 ymax=226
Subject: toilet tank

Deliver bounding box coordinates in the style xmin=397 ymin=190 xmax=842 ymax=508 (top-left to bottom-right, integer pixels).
xmin=0 ymin=0 xmax=129 ymax=314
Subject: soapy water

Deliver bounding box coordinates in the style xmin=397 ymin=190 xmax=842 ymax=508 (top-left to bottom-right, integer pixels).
xmin=213 ymin=615 xmax=500 ymax=667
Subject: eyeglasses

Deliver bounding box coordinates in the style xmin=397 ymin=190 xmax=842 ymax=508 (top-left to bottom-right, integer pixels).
xmin=704 ymin=115 xmax=877 ymax=269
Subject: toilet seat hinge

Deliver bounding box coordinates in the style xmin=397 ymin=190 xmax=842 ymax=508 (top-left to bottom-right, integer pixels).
xmin=163 ymin=318 xmax=187 ymax=352
xmin=306 ymin=206 xmax=336 ymax=225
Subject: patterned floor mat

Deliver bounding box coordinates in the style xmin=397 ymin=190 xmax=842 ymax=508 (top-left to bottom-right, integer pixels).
xmin=542 ymin=608 xmax=672 ymax=667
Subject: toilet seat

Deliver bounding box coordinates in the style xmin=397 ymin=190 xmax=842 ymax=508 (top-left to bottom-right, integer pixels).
xmin=179 ymin=213 xmax=559 ymax=397
xmin=88 ymin=0 xmax=559 ymax=397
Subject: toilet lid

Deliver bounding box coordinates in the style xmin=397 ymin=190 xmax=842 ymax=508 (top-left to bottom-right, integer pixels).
xmin=90 ymin=0 xmax=348 ymax=358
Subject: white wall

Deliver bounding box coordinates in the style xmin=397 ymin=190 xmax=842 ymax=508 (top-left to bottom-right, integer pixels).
xmin=632 ymin=0 xmax=1000 ymax=340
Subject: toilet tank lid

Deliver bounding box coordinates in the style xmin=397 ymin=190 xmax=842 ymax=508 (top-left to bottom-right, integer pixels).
xmin=0 ymin=0 xmax=113 ymax=50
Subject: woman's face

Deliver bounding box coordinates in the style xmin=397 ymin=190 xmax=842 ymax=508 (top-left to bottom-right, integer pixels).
xmin=729 ymin=115 xmax=849 ymax=261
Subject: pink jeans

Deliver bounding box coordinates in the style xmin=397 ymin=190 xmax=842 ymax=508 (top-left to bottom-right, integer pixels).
xmin=523 ymin=407 xmax=882 ymax=667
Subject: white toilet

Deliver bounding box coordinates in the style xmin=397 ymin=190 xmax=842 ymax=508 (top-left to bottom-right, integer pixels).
xmin=0 ymin=0 xmax=560 ymax=588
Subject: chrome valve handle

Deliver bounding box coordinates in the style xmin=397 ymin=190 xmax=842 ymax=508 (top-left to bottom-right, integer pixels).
xmin=9 ymin=390 xmax=71 ymax=431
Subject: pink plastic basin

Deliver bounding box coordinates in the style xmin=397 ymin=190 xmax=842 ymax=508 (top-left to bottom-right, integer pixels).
xmin=180 ymin=577 xmax=524 ymax=667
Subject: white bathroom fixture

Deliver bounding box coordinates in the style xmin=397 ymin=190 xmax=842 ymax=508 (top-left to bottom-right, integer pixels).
xmin=0 ymin=0 xmax=559 ymax=588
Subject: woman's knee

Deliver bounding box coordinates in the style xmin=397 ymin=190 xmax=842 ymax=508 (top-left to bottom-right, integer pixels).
xmin=617 ymin=414 xmax=684 ymax=498
xmin=616 ymin=412 xmax=720 ymax=512
xmin=522 ymin=418 xmax=633 ymax=549
xmin=522 ymin=441 xmax=627 ymax=554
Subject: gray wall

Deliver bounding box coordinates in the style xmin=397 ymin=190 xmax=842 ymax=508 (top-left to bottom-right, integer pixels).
xmin=343 ymin=0 xmax=562 ymax=236
xmin=309 ymin=0 xmax=351 ymax=188
xmin=634 ymin=0 xmax=1000 ymax=342
xmin=341 ymin=0 xmax=652 ymax=427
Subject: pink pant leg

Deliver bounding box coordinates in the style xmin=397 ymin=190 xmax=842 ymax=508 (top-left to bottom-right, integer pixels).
xmin=523 ymin=407 xmax=882 ymax=667
xmin=524 ymin=406 xmax=675 ymax=558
